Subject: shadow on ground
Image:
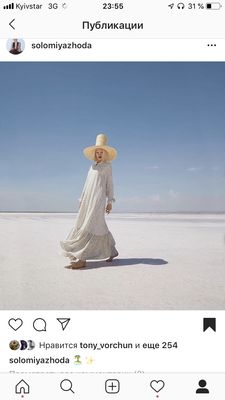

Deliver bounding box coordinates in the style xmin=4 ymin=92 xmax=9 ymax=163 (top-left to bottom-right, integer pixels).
xmin=65 ymin=258 xmax=168 ymax=270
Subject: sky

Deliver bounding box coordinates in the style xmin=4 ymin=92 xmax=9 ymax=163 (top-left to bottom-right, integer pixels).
xmin=0 ymin=62 xmax=225 ymax=212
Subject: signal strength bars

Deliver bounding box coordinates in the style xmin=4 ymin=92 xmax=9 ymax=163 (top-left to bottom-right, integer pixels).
xmin=3 ymin=2 xmax=14 ymax=9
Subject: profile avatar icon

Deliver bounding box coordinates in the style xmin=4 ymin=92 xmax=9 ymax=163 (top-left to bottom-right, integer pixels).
xmin=9 ymin=340 xmax=20 ymax=350
xmin=196 ymin=379 xmax=209 ymax=394
xmin=7 ymin=38 xmax=25 ymax=55
xmin=27 ymin=340 xmax=35 ymax=350
xmin=20 ymin=340 xmax=28 ymax=350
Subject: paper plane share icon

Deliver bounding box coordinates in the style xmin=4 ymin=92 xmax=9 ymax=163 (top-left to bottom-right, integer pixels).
xmin=57 ymin=318 xmax=71 ymax=331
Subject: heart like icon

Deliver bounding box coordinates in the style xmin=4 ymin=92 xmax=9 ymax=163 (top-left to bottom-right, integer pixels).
xmin=8 ymin=318 xmax=23 ymax=331
xmin=150 ymin=380 xmax=165 ymax=393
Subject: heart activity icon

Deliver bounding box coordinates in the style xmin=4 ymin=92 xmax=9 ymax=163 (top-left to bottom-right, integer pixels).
xmin=150 ymin=380 xmax=165 ymax=393
xmin=8 ymin=318 xmax=23 ymax=331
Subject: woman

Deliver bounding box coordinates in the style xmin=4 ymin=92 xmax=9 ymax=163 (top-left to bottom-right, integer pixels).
xmin=9 ymin=39 xmax=23 ymax=55
xmin=60 ymin=133 xmax=118 ymax=269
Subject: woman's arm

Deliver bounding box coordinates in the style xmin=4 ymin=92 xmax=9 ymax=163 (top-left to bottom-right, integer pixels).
xmin=106 ymin=163 xmax=115 ymax=213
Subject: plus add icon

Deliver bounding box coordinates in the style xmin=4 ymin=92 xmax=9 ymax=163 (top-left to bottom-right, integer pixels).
xmin=105 ymin=379 xmax=120 ymax=394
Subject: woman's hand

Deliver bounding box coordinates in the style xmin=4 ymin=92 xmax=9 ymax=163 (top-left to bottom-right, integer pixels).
xmin=106 ymin=202 xmax=112 ymax=214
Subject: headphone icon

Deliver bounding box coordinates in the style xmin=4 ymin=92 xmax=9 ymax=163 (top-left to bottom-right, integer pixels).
xmin=177 ymin=2 xmax=185 ymax=8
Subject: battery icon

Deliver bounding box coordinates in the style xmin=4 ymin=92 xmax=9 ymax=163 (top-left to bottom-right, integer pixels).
xmin=206 ymin=2 xmax=222 ymax=9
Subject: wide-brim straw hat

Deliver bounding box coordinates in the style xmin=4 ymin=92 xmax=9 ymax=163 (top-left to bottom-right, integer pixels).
xmin=83 ymin=134 xmax=117 ymax=161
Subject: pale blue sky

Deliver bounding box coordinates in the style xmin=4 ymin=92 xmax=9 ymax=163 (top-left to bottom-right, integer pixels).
xmin=0 ymin=62 xmax=224 ymax=212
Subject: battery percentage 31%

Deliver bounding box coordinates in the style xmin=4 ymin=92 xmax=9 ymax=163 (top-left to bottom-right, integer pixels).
xmin=188 ymin=3 xmax=205 ymax=8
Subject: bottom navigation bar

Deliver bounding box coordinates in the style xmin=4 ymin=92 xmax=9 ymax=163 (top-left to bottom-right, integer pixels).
xmin=1 ymin=372 xmax=224 ymax=399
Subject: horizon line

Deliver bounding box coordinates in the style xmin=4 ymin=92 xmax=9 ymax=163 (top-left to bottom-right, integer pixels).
xmin=0 ymin=211 xmax=225 ymax=214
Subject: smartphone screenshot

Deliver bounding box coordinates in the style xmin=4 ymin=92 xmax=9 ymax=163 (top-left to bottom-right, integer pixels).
xmin=0 ymin=1 xmax=225 ymax=398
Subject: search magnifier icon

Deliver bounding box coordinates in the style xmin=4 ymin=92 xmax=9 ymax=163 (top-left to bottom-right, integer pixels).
xmin=60 ymin=379 xmax=75 ymax=394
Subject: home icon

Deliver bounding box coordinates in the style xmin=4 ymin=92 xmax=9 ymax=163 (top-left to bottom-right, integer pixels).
xmin=15 ymin=379 xmax=30 ymax=394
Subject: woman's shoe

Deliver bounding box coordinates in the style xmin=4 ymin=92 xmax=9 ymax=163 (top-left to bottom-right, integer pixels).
xmin=71 ymin=259 xmax=86 ymax=269
xmin=106 ymin=251 xmax=119 ymax=262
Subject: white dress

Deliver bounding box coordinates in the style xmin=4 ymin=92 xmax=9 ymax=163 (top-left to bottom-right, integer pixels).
xmin=60 ymin=161 xmax=118 ymax=260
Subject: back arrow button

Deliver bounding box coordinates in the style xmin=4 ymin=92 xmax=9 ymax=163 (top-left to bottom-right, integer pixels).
xmin=9 ymin=19 xmax=15 ymax=30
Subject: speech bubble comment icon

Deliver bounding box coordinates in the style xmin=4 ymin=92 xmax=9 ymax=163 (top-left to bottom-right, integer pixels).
xmin=33 ymin=318 xmax=47 ymax=332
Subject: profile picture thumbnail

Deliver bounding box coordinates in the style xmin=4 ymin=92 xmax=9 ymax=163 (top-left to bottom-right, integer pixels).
xmin=7 ymin=38 xmax=25 ymax=55
xmin=9 ymin=340 xmax=20 ymax=350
